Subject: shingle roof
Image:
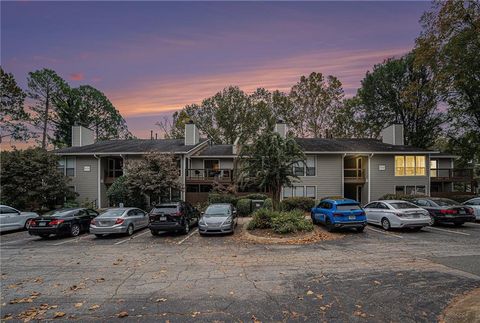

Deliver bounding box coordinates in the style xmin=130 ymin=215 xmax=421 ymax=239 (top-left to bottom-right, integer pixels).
xmin=294 ymin=138 xmax=434 ymax=153
xmin=197 ymin=145 xmax=233 ymax=156
xmin=53 ymin=139 xmax=204 ymax=154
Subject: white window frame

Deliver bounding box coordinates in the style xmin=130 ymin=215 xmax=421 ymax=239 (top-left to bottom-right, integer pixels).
xmin=393 ymin=185 xmax=427 ymax=195
xmin=283 ymin=185 xmax=316 ymax=199
xmin=394 ymin=155 xmax=426 ymax=177
xmin=58 ymin=156 xmax=76 ymax=177
xmin=293 ymin=155 xmax=316 ymax=177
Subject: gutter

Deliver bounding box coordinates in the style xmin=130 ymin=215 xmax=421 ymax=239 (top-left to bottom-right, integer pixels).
xmin=367 ymin=153 xmax=374 ymax=203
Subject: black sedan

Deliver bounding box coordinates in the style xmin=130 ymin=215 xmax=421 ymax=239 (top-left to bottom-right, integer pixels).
xmin=28 ymin=208 xmax=99 ymax=238
xmin=411 ymin=198 xmax=475 ymax=226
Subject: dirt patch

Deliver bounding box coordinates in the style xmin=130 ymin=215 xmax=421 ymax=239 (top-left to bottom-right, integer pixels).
xmin=439 ymin=287 xmax=480 ymax=323
xmin=240 ymin=224 xmax=342 ymax=245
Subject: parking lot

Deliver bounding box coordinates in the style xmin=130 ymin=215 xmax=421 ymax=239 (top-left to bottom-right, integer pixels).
xmin=1 ymin=221 xmax=480 ymax=322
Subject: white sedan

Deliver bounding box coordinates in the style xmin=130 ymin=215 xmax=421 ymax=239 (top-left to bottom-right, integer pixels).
xmin=0 ymin=205 xmax=38 ymax=233
xmin=363 ymin=200 xmax=431 ymax=231
xmin=463 ymin=198 xmax=480 ymax=220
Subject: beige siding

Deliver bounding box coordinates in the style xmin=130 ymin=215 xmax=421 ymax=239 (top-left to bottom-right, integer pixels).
xmin=69 ymin=157 xmax=98 ymax=207
xmin=369 ymin=154 xmax=429 ymax=201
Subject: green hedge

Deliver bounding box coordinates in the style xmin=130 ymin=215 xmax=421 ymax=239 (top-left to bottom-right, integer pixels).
xmin=247 ymin=209 xmax=314 ymax=234
xmin=247 ymin=208 xmax=278 ymax=230
xmin=243 ymin=193 xmax=268 ymax=200
xmin=236 ymin=198 xmax=252 ymax=216
xmin=379 ymin=194 xmax=425 ymax=201
xmin=208 ymin=193 xmax=237 ymax=206
xmin=280 ymin=197 xmax=315 ymax=212
xmin=319 ymin=196 xmax=344 ymax=201
xmin=263 ymin=198 xmax=273 ymax=210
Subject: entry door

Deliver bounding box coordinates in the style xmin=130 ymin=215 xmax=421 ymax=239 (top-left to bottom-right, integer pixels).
xmin=356 ymin=158 xmax=363 ymax=178
xmin=356 ymin=185 xmax=362 ymax=204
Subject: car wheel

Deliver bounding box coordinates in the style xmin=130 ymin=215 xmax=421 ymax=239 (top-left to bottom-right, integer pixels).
xmin=70 ymin=223 xmax=81 ymax=237
xmin=24 ymin=219 xmax=33 ymax=230
xmin=39 ymin=234 xmax=50 ymax=239
xmin=429 ymin=215 xmax=435 ymax=226
xmin=150 ymin=229 xmax=159 ymax=236
xmin=182 ymin=220 xmax=190 ymax=235
xmin=126 ymin=224 xmax=134 ymax=236
xmin=381 ymin=218 xmax=391 ymax=231
xmin=356 ymin=226 xmax=365 ymax=233
xmin=94 ymin=234 xmax=104 ymax=238
xmin=325 ymin=218 xmax=334 ymax=232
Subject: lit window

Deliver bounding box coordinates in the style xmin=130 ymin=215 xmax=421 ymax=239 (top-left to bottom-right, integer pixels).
xmin=416 ymin=156 xmax=425 ymax=175
xmin=395 ymin=156 xmax=405 ymax=176
xmin=405 ymin=156 xmax=415 ymax=176
xmin=395 ymin=155 xmax=426 ymax=176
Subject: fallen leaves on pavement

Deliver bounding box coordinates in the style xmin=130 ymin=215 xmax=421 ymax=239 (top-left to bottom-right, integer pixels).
xmin=74 ymin=302 xmax=84 ymax=308
xmin=53 ymin=312 xmax=66 ymax=318
xmin=117 ymin=311 xmax=129 ymax=318
xmin=89 ymin=304 xmax=100 ymax=311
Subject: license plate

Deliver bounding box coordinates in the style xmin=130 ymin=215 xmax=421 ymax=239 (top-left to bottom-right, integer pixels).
xmin=459 ymin=210 xmax=465 ymax=215
xmin=159 ymin=216 xmax=167 ymax=221
xmin=39 ymin=222 xmax=46 ymax=226
xmin=348 ymin=215 xmax=355 ymax=220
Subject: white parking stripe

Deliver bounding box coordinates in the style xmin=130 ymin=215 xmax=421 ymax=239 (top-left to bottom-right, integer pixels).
xmin=114 ymin=230 xmax=150 ymax=245
xmin=178 ymin=228 xmax=198 ymax=245
xmin=366 ymin=226 xmax=404 ymax=239
xmin=465 ymin=222 xmax=480 ymax=227
xmin=1 ymin=237 xmax=37 ymax=245
xmin=51 ymin=237 xmax=80 ymax=246
xmin=424 ymin=227 xmax=470 ymax=236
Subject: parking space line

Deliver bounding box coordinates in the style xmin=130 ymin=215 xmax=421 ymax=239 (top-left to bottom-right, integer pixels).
xmin=51 ymin=237 xmax=81 ymax=246
xmin=178 ymin=228 xmax=198 ymax=245
xmin=114 ymin=230 xmax=150 ymax=245
xmin=1 ymin=237 xmax=37 ymax=245
xmin=465 ymin=222 xmax=480 ymax=227
xmin=366 ymin=226 xmax=404 ymax=239
xmin=424 ymin=227 xmax=470 ymax=236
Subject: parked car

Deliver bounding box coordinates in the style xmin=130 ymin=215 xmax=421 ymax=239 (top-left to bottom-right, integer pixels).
xmin=364 ymin=200 xmax=431 ymax=231
xmin=198 ymin=203 xmax=237 ymax=235
xmin=149 ymin=202 xmax=199 ymax=236
xmin=0 ymin=205 xmax=38 ymax=233
xmin=90 ymin=208 xmax=148 ymax=237
xmin=410 ymin=197 xmax=475 ymax=226
xmin=462 ymin=197 xmax=480 ymax=221
xmin=28 ymin=208 xmax=99 ymax=238
xmin=311 ymin=199 xmax=366 ymax=232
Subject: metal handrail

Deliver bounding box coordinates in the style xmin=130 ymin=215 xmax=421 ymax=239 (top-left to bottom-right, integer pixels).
xmin=430 ymin=168 xmax=473 ymax=179
xmin=185 ymin=168 xmax=233 ymax=180
xmin=344 ymin=168 xmax=364 ymax=179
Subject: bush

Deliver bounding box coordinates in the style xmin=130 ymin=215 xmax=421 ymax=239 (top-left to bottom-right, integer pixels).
xmin=236 ymin=198 xmax=252 ymax=216
xmin=319 ymin=196 xmax=344 ymax=201
xmin=243 ymin=193 xmax=268 ymax=200
xmin=208 ymin=193 xmax=237 ymax=206
xmin=107 ymin=176 xmax=145 ymax=208
xmin=379 ymin=194 xmax=425 ymax=201
xmin=271 ymin=210 xmax=314 ymax=234
xmin=263 ymin=198 xmax=273 ymax=210
xmin=247 ymin=209 xmax=279 ymax=230
xmin=280 ymin=197 xmax=315 ymax=212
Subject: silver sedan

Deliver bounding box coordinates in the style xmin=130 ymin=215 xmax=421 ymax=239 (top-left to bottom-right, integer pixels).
xmin=0 ymin=205 xmax=38 ymax=233
xmin=364 ymin=200 xmax=431 ymax=231
xmin=198 ymin=204 xmax=238 ymax=235
xmin=90 ymin=208 xmax=148 ymax=237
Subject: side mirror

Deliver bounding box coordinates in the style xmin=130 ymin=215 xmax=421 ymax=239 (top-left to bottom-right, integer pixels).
xmin=201 ymin=211 xmax=204 ymax=216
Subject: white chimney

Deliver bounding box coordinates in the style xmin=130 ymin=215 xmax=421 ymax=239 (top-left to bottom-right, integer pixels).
xmin=72 ymin=125 xmax=94 ymax=147
xmin=274 ymin=119 xmax=287 ymax=139
xmin=381 ymin=124 xmax=404 ymax=145
xmin=185 ymin=121 xmax=200 ymax=145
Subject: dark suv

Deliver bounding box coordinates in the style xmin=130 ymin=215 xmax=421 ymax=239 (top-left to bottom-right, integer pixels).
xmin=148 ymin=202 xmax=199 ymax=235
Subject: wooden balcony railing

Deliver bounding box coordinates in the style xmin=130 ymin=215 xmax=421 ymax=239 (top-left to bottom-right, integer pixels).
xmin=185 ymin=168 xmax=233 ymax=182
xmin=344 ymin=168 xmax=365 ymax=180
xmin=430 ymin=168 xmax=473 ymax=181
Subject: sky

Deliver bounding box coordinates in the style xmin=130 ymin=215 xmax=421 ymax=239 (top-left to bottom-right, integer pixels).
xmin=1 ymin=1 xmax=432 ymax=141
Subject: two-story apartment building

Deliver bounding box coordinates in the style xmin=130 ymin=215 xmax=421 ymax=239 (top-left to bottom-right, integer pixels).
xmin=54 ymin=122 xmax=475 ymax=208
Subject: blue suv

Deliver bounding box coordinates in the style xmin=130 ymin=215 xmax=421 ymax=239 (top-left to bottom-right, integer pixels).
xmin=311 ymin=198 xmax=367 ymax=232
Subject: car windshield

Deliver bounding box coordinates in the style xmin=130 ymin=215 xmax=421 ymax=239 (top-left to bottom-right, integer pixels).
xmin=43 ymin=209 xmax=76 ymax=217
xmin=151 ymin=206 xmax=177 ymax=214
xmin=390 ymin=202 xmax=419 ymax=210
xmin=205 ymin=205 xmax=231 ymax=217
xmin=99 ymin=209 xmax=126 ymax=218
xmin=336 ymin=204 xmax=361 ymax=211
xmin=434 ymin=199 xmax=459 ymax=207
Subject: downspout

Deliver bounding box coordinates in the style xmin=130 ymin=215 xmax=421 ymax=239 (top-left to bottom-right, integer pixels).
xmin=341 ymin=153 xmax=346 ymax=197
xmin=367 ymin=153 xmax=374 ymax=203
xmin=94 ymin=154 xmax=101 ymax=208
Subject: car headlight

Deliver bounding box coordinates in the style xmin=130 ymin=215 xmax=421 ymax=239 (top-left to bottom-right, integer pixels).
xmin=199 ymin=219 xmax=206 ymax=226
xmin=223 ymin=218 xmax=232 ymax=225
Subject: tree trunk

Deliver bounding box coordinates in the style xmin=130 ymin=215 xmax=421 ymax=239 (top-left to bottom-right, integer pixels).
xmin=272 ymin=187 xmax=281 ymax=211
xmin=42 ymin=91 xmax=49 ymax=149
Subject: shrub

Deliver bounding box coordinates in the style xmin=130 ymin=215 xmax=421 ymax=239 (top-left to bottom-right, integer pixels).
xmin=247 ymin=209 xmax=279 ymax=230
xmin=271 ymin=210 xmax=314 ymax=234
xmin=208 ymin=193 xmax=237 ymax=206
xmin=236 ymin=198 xmax=252 ymax=216
xmin=379 ymin=194 xmax=425 ymax=201
xmin=107 ymin=176 xmax=145 ymax=208
xmin=263 ymin=198 xmax=273 ymax=210
xmin=319 ymin=196 xmax=344 ymax=201
xmin=243 ymin=193 xmax=268 ymax=200
xmin=280 ymin=197 xmax=315 ymax=212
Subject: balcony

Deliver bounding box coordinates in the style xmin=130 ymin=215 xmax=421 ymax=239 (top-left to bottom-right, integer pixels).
xmin=430 ymin=168 xmax=473 ymax=182
xmin=185 ymin=169 xmax=233 ymax=183
xmin=344 ymin=168 xmax=365 ymax=183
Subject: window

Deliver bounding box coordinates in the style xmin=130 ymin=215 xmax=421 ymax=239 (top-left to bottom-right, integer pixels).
xmin=395 ymin=185 xmax=427 ymax=195
xmin=283 ymin=187 xmax=293 ymax=198
xmin=306 ymin=156 xmax=316 ymax=176
xmin=58 ymin=157 xmax=75 ymax=177
xmin=336 ymin=204 xmax=361 ymax=211
xmin=406 ymin=186 xmax=415 ymax=195
xmin=306 ymin=186 xmax=316 ymax=199
xmin=395 ymin=155 xmax=426 ymax=176
xmin=293 ymin=162 xmax=305 ymax=176
xmin=395 ymin=186 xmax=405 ymax=195
xmin=283 ymin=186 xmax=316 ymax=199
xmin=107 ymin=158 xmax=123 ymax=178
xmin=293 ymin=156 xmax=316 ymax=177
xmin=415 ymin=199 xmax=430 ymax=207
xmin=430 ymin=160 xmax=438 ymax=177
xmin=294 ymin=186 xmax=304 ymax=198
xmin=0 ymin=206 xmax=18 ymax=214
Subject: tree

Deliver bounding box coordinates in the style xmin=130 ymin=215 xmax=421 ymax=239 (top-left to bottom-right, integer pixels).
xmin=415 ymin=0 xmax=480 ymax=162
xmin=106 ymin=176 xmax=145 ymax=208
xmin=0 ymin=148 xmax=75 ymax=210
xmin=156 ymin=110 xmax=190 ymax=139
xmin=53 ymin=85 xmax=131 ymax=147
xmin=238 ymin=132 xmax=305 ymax=210
xmin=331 ymin=97 xmax=368 ymax=138
xmin=1 ymin=67 xmax=31 ymax=143
xmin=356 ymin=53 xmax=444 ymax=148
xmin=290 ymin=72 xmax=344 ymax=138
xmin=27 ymin=69 xmax=69 ymax=149
xmin=123 ymin=152 xmax=181 ymax=206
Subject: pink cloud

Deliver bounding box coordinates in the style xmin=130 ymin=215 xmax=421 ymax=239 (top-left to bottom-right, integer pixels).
xmin=69 ymin=72 xmax=84 ymax=81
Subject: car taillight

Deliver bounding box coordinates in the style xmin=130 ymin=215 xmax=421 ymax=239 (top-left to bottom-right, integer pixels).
xmin=29 ymin=220 xmax=37 ymax=227
xmin=173 ymin=211 xmax=183 ymax=217
xmin=49 ymin=219 xmax=64 ymax=225
xmin=440 ymin=209 xmax=457 ymax=215
xmin=115 ymin=218 xmax=124 ymax=225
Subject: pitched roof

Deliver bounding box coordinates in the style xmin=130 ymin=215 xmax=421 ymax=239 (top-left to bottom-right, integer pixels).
xmin=196 ymin=144 xmax=233 ymax=156
xmin=294 ymin=138 xmax=434 ymax=153
xmin=53 ymin=139 xmax=204 ymax=154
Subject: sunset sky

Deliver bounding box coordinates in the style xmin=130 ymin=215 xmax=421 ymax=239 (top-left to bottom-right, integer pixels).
xmin=1 ymin=1 xmax=431 ymax=141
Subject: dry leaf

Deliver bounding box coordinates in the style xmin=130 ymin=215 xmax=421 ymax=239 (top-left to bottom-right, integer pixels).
xmin=89 ymin=304 xmax=100 ymax=311
xmin=373 ymin=280 xmax=381 ymax=285
xmin=191 ymin=311 xmax=201 ymax=318
xmin=155 ymin=298 xmax=167 ymax=302
xmin=354 ymin=310 xmax=367 ymax=318
xmin=117 ymin=311 xmax=129 ymax=318
xmin=306 ymin=290 xmax=314 ymax=295
xmin=95 ymin=278 xmax=105 ymax=283
xmin=74 ymin=303 xmax=83 ymax=308
xmin=2 ymin=313 xmax=13 ymax=320
xmin=54 ymin=312 xmax=66 ymax=318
